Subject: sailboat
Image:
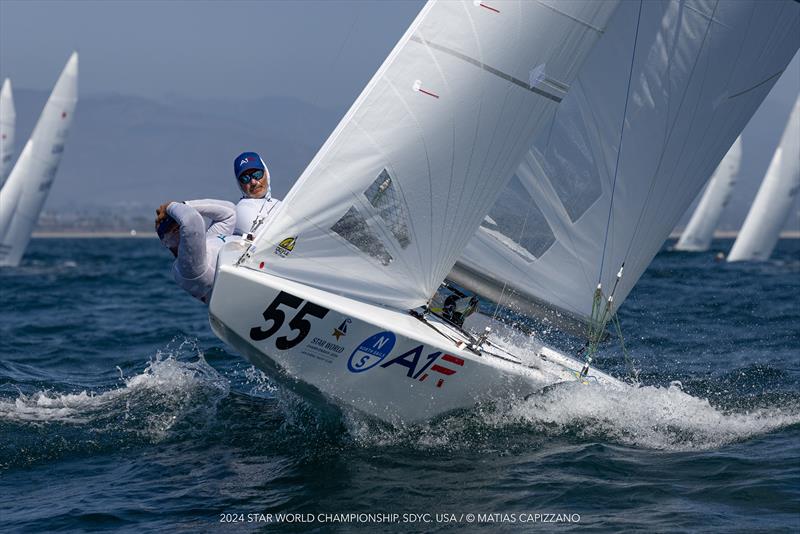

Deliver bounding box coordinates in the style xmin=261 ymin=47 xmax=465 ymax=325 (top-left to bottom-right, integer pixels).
xmin=208 ymin=1 xmax=800 ymax=424
xmin=0 ymin=53 xmax=78 ymax=267
xmin=0 ymin=78 xmax=14 ymax=188
xmin=674 ymin=137 xmax=743 ymax=252
xmin=728 ymin=95 xmax=800 ymax=262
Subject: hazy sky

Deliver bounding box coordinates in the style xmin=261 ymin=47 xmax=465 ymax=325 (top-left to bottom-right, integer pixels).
xmin=0 ymin=0 xmax=425 ymax=110
xmin=1 ymin=0 xmax=798 ymax=229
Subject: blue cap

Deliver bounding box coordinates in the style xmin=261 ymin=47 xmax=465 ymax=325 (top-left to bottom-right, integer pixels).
xmin=234 ymin=152 xmax=266 ymax=178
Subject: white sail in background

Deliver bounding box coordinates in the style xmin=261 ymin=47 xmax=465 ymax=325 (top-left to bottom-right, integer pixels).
xmin=675 ymin=136 xmax=743 ymax=252
xmin=0 ymin=53 xmax=78 ymax=267
xmin=245 ymin=0 xmax=619 ymax=310
xmin=0 ymin=78 xmax=15 ymax=187
xmin=451 ymin=1 xmax=800 ymax=333
xmin=728 ymin=95 xmax=800 ymax=262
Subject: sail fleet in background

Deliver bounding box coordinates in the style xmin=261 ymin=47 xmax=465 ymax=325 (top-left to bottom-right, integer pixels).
xmin=0 ymin=52 xmax=78 ymax=267
xmin=676 ymin=93 xmax=800 ymax=260
xmin=727 ymin=95 xmax=800 ymax=262
xmin=675 ymin=137 xmax=743 ymax=252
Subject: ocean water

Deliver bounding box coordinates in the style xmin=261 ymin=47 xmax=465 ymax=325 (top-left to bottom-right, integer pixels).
xmin=1 ymin=237 xmax=798 ymax=532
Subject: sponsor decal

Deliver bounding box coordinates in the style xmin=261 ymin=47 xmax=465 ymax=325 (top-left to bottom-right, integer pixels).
xmin=274 ymin=236 xmax=297 ymax=258
xmin=379 ymin=345 xmax=465 ymax=389
xmin=302 ymin=335 xmax=345 ymax=363
xmin=347 ymin=331 xmax=396 ymax=373
xmin=332 ymin=318 xmax=350 ymax=341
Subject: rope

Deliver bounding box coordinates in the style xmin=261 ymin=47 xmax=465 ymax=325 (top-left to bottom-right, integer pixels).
xmin=597 ymin=0 xmax=643 ymax=285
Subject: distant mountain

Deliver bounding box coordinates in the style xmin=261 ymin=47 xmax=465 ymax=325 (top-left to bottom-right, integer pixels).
xmin=10 ymin=89 xmax=341 ymax=217
xmin=8 ymin=85 xmax=799 ymax=233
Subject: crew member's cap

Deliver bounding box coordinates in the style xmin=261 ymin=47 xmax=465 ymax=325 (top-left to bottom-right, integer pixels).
xmin=234 ymin=152 xmax=266 ymax=179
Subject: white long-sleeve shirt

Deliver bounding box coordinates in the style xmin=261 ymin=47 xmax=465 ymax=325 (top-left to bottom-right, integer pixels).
xmin=167 ymin=199 xmax=239 ymax=303
xmin=235 ymin=197 xmax=281 ymax=236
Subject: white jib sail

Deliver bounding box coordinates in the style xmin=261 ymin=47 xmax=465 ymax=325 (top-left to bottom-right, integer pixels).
xmin=0 ymin=52 xmax=78 ymax=267
xmin=245 ymin=0 xmax=619 ymax=310
xmin=0 ymin=78 xmax=15 ymax=187
xmin=675 ymin=136 xmax=743 ymax=252
xmin=452 ymin=0 xmax=800 ymax=333
xmin=728 ymin=95 xmax=800 ymax=262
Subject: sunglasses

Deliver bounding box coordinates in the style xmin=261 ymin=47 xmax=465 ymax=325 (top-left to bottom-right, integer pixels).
xmin=238 ymin=169 xmax=265 ymax=184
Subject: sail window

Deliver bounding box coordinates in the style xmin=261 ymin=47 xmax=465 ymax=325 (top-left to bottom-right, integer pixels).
xmin=539 ymin=104 xmax=602 ymax=222
xmin=364 ymin=169 xmax=412 ymax=248
xmin=331 ymin=206 xmax=393 ymax=266
xmin=481 ymin=174 xmax=555 ymax=260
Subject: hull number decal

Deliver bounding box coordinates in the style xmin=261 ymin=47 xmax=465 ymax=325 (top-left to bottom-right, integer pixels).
xmin=249 ymin=291 xmax=329 ymax=350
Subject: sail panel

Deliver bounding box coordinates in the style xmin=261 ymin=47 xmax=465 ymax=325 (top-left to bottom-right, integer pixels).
xmin=675 ymin=136 xmax=743 ymax=251
xmin=248 ymin=0 xmax=618 ymax=310
xmin=728 ymin=96 xmax=800 ymax=262
xmin=0 ymin=53 xmax=78 ymax=266
xmin=456 ymin=0 xmax=800 ymax=325
xmin=0 ymin=78 xmax=15 ymax=187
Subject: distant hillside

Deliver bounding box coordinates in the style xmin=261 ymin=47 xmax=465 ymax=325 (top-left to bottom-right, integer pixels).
xmin=10 ymin=89 xmax=340 ymax=217
xmin=7 ymin=85 xmax=799 ymax=233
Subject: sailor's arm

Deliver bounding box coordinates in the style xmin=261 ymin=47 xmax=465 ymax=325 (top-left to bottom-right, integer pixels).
xmin=185 ymin=199 xmax=236 ymax=236
xmin=166 ymin=201 xmax=208 ymax=280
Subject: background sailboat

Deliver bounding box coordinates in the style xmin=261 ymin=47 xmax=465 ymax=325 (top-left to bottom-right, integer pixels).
xmin=675 ymin=137 xmax=743 ymax=252
xmin=0 ymin=78 xmax=14 ymax=187
xmin=728 ymin=95 xmax=800 ymax=262
xmin=0 ymin=52 xmax=78 ymax=267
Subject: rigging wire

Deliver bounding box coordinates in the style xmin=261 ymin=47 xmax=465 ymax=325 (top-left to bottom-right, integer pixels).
xmin=597 ymin=0 xmax=643 ymax=286
xmin=583 ymin=1 xmax=642 ymax=379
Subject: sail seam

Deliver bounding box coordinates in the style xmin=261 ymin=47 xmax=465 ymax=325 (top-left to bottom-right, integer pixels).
xmin=409 ymin=35 xmax=563 ymax=103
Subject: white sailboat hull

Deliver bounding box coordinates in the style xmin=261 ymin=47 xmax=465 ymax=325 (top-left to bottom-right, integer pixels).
xmin=209 ymin=243 xmax=621 ymax=424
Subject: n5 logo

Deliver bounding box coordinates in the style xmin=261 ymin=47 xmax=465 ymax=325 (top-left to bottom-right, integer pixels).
xmin=249 ymin=291 xmax=329 ymax=350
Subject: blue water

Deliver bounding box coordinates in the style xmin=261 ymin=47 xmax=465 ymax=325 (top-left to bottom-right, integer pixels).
xmin=1 ymin=238 xmax=798 ymax=532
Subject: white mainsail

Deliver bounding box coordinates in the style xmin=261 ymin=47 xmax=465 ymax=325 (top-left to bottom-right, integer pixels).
xmin=675 ymin=136 xmax=743 ymax=252
xmin=245 ymin=0 xmax=619 ymax=310
xmin=0 ymin=78 xmax=15 ymax=187
xmin=728 ymin=95 xmax=800 ymax=262
xmin=450 ymin=1 xmax=800 ymax=333
xmin=0 ymin=52 xmax=78 ymax=267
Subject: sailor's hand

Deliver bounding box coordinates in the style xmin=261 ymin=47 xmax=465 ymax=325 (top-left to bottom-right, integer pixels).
xmin=155 ymin=202 xmax=174 ymax=226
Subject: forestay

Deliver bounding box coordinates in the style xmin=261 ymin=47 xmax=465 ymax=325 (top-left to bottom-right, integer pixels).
xmin=675 ymin=137 xmax=742 ymax=252
xmin=728 ymin=95 xmax=800 ymax=262
xmin=0 ymin=78 xmax=15 ymax=187
xmin=453 ymin=0 xmax=800 ymax=334
xmin=0 ymin=53 xmax=78 ymax=267
xmin=246 ymin=0 xmax=619 ymax=310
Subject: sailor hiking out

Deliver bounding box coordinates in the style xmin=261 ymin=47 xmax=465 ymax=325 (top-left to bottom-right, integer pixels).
xmin=155 ymin=199 xmax=239 ymax=303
